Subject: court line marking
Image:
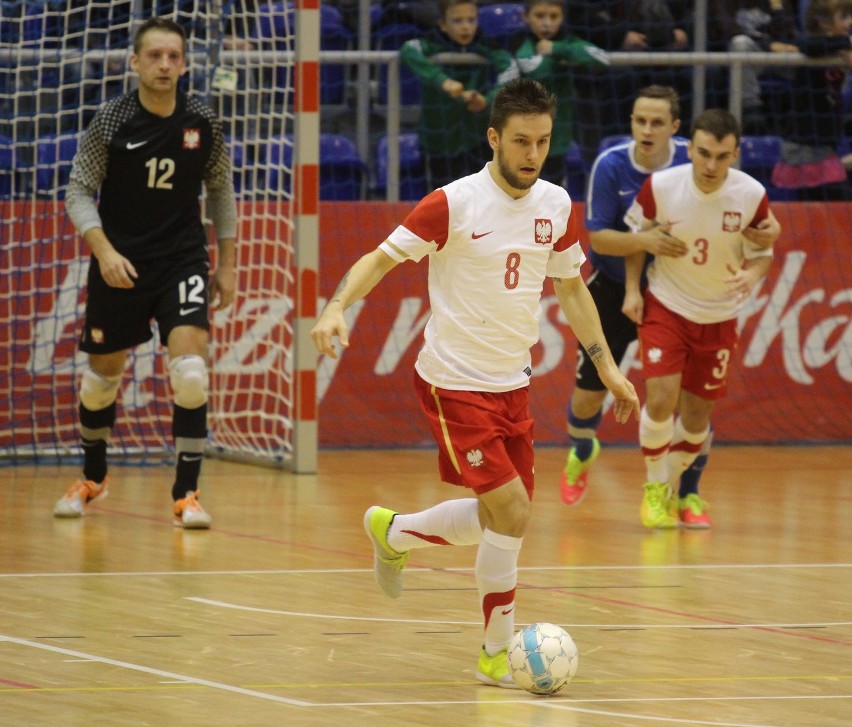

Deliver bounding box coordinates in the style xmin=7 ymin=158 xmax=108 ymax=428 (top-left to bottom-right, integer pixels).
xmin=0 ymin=634 xmax=312 ymax=707
xmin=185 ymin=596 xmax=852 ymax=631
xmin=0 ymin=562 xmax=849 ymax=578
xmin=3 ymin=633 xmax=848 ymax=721
xmin=537 ymin=701 xmax=779 ymax=727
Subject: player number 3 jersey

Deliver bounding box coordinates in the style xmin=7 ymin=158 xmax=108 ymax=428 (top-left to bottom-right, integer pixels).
xmin=624 ymin=164 xmax=773 ymax=324
xmin=380 ymin=165 xmax=586 ymax=393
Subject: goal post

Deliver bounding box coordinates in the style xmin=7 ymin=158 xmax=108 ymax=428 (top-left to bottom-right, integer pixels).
xmin=0 ymin=1 xmax=318 ymax=471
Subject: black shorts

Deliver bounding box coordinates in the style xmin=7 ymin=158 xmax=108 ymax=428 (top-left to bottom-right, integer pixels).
xmin=575 ymin=270 xmax=638 ymax=392
xmin=80 ymin=255 xmax=210 ymax=354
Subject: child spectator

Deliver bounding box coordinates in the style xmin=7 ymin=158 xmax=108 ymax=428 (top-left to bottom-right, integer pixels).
xmin=510 ymin=0 xmax=609 ymax=186
xmin=400 ymin=0 xmax=519 ymax=189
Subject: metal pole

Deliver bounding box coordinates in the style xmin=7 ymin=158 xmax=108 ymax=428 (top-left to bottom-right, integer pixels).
xmin=355 ymin=0 xmax=371 ymax=167
xmin=692 ymin=0 xmax=708 ymax=119
xmin=386 ymin=56 xmax=400 ymax=202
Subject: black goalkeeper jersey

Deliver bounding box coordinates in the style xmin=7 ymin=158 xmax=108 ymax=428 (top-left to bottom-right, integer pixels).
xmin=69 ymin=90 xmax=231 ymax=263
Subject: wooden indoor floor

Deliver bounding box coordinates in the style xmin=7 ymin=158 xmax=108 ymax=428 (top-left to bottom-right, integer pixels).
xmin=1 ymin=446 xmax=850 ymax=727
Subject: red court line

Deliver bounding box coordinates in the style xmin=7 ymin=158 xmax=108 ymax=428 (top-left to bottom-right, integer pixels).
xmin=0 ymin=677 xmax=39 ymax=689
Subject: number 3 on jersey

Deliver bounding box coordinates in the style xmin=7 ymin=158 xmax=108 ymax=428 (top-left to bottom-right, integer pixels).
xmin=145 ymin=157 xmax=175 ymax=189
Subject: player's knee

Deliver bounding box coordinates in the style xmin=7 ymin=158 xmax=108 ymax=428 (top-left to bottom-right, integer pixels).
xmin=79 ymin=370 xmax=122 ymax=410
xmin=169 ymin=355 xmax=208 ymax=409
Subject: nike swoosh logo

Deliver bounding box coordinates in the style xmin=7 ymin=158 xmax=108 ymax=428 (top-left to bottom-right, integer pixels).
xmin=180 ymin=306 xmax=201 ymax=315
xmin=501 ymin=607 xmax=514 ymax=616
xmin=704 ymin=382 xmax=723 ymax=390
xmin=180 ymin=454 xmax=203 ymax=462
xmin=126 ymin=140 xmax=148 ymax=149
xmin=618 ymin=189 xmax=634 ymax=196
xmin=471 ymin=231 xmax=493 ymax=239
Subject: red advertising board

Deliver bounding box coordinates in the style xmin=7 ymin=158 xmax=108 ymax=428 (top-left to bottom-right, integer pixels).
xmin=2 ymin=200 xmax=850 ymax=452
xmin=317 ymin=201 xmax=852 ymax=447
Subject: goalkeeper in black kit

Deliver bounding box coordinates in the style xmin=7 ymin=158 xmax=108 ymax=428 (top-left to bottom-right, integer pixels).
xmin=52 ymin=17 xmax=237 ymax=529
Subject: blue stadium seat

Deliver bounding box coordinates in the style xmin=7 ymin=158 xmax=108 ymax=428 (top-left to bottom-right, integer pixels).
xmin=266 ymin=135 xmax=293 ymax=193
xmin=318 ymin=133 xmax=368 ymax=200
xmin=843 ymin=75 xmax=852 ymax=115
xmin=477 ymin=3 xmax=526 ymax=48
xmin=253 ymin=2 xmax=354 ymax=106
xmin=35 ymin=132 xmax=79 ymax=198
xmin=564 ymin=142 xmax=586 ymax=201
xmin=372 ymin=23 xmax=423 ymax=106
xmin=0 ymin=2 xmax=64 ymax=47
xmin=739 ymin=135 xmax=797 ymax=201
xmin=267 ymin=134 xmax=368 ymax=200
xmin=225 ymin=135 xmax=255 ymax=196
xmin=374 ymin=133 xmax=426 ymax=200
xmin=0 ymin=136 xmax=13 ymax=198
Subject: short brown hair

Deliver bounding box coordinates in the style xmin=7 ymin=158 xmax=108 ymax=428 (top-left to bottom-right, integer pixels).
xmin=439 ymin=0 xmax=478 ymax=16
xmin=133 ymin=17 xmax=187 ymax=56
xmin=489 ymin=78 xmax=557 ymax=133
xmin=690 ymin=108 xmax=741 ymax=146
xmin=635 ymin=85 xmax=681 ymax=122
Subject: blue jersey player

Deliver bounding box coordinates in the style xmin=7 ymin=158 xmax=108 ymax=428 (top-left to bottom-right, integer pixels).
xmin=559 ymin=85 xmax=779 ymax=528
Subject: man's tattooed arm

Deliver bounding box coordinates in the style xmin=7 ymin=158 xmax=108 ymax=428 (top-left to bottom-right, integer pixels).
xmin=586 ymin=342 xmax=605 ymax=366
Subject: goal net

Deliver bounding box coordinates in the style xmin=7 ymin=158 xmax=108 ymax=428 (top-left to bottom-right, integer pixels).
xmin=0 ymin=1 xmax=314 ymax=468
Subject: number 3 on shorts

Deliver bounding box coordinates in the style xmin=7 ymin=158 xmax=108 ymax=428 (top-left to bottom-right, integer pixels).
xmin=711 ymin=348 xmax=730 ymax=382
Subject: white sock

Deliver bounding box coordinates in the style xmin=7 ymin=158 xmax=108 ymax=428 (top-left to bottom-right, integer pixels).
xmin=640 ymin=407 xmax=673 ymax=484
xmin=667 ymin=419 xmax=709 ymax=486
xmin=388 ymin=498 xmax=481 ymax=552
xmin=477 ymin=528 xmax=523 ymax=655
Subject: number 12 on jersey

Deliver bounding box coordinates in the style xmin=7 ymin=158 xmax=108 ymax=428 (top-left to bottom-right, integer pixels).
xmin=145 ymin=157 xmax=175 ymax=189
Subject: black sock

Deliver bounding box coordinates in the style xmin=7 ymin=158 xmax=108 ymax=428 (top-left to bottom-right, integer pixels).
xmin=172 ymin=403 xmax=207 ymax=500
xmin=80 ymin=402 xmax=115 ymax=483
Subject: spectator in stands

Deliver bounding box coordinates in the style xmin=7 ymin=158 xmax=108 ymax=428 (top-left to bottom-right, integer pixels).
xmin=566 ymin=1 xmax=692 ymax=166
xmin=566 ymin=1 xmax=643 ymax=164
xmin=710 ymin=1 xmax=799 ymax=133
xmin=400 ymin=0 xmax=519 ymax=189
xmin=772 ymin=0 xmax=852 ymax=199
xmin=631 ymin=0 xmax=693 ymax=50
xmin=374 ymin=0 xmax=440 ymax=32
xmin=510 ymin=0 xmax=610 ymax=186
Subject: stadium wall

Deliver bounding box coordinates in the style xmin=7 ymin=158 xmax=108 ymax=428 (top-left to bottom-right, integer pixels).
xmin=4 ymin=200 xmax=850 ymax=451
xmin=317 ymin=201 xmax=851 ymax=447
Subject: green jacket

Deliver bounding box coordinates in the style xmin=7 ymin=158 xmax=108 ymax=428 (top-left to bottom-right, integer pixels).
xmin=400 ymin=31 xmax=518 ymax=156
xmin=512 ymin=32 xmax=609 ymax=156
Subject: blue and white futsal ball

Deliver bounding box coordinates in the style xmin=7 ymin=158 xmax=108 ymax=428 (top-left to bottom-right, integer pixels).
xmin=507 ymin=622 xmax=579 ymax=695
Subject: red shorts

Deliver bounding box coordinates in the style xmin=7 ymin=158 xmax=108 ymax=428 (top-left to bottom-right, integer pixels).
xmin=413 ymin=371 xmax=535 ymax=498
xmin=638 ymin=292 xmax=739 ymax=401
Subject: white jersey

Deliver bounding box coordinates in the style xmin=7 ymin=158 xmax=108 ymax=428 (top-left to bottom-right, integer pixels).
xmin=624 ymin=164 xmax=772 ymax=323
xmin=380 ymin=165 xmax=585 ymax=392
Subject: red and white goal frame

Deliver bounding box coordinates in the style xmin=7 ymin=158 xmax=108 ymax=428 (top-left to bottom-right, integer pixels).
xmin=0 ymin=2 xmax=319 ymax=472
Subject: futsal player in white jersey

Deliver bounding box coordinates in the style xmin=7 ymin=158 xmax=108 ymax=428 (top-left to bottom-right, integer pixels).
xmin=557 ymin=87 xmax=780 ymax=528
xmin=311 ymin=78 xmax=640 ymax=688
xmin=622 ymin=109 xmax=776 ymax=529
